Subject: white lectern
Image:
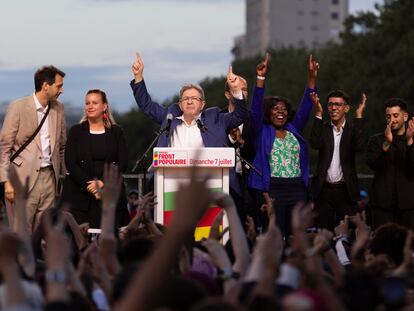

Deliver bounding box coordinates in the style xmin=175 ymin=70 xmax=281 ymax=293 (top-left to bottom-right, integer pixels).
xmin=153 ymin=147 xmax=235 ymax=240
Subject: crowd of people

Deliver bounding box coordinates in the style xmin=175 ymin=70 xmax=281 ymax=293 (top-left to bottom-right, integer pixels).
xmin=0 ymin=52 xmax=413 ymax=310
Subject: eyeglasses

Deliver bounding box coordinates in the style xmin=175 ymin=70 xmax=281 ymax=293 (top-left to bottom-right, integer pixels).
xmin=181 ymin=96 xmax=202 ymax=103
xmin=327 ymin=102 xmax=347 ymax=108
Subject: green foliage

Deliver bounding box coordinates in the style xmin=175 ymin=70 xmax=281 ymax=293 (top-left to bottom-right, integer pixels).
xmin=114 ymin=108 xmax=159 ymax=171
xmin=116 ymin=0 xmax=414 ymax=175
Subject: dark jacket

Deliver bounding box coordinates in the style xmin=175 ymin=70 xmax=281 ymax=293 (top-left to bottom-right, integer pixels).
xmin=130 ymin=79 xmax=248 ymax=194
xmin=310 ymin=117 xmax=366 ymax=202
xmin=367 ymin=133 xmax=414 ymax=210
xmin=221 ymin=106 xmax=255 ymax=175
xmin=60 ymin=122 xmax=129 ymax=226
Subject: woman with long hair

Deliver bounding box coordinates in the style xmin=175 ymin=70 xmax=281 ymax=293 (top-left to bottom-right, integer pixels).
xmin=60 ymin=89 xmax=129 ymax=228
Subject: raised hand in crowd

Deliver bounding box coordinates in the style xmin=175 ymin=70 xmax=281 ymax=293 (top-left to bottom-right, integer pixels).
xmin=310 ymin=229 xmax=334 ymax=256
xmin=349 ymin=212 xmax=371 ymax=265
xmin=290 ymin=203 xmax=346 ymax=310
xmin=136 ymin=192 xmax=157 ymax=222
xmin=209 ymin=209 xmax=224 ymax=241
xmin=117 ymin=165 xmax=213 ymax=311
xmin=132 ymin=52 xmax=144 ymax=83
xmin=355 ymin=93 xmax=367 ymax=119
xmin=308 ymin=227 xmax=346 ymax=287
xmin=308 ymin=54 xmax=319 ymax=89
xmin=100 ymin=164 xmax=122 ymax=237
xmin=291 ymin=202 xmax=312 ymax=254
xmin=138 ymin=192 xmax=162 ymax=237
xmin=60 ymin=207 xmax=88 ymax=251
xmin=213 ymin=192 xmax=250 ymax=276
xmin=244 ymin=214 xmax=283 ymax=300
xmin=260 ymin=192 xmax=275 ymax=218
xmin=291 ymin=202 xmax=314 ymax=237
xmin=99 ymin=163 xmax=123 ymax=277
xmin=406 ymin=116 xmax=414 ymax=146
xmin=310 ymin=91 xmax=323 ymax=118
xmin=120 ymin=191 xmax=159 ymax=240
xmin=43 ymin=210 xmax=71 ymax=305
xmin=301 ymin=233 xmax=347 ymax=311
xmin=201 ymin=238 xmax=236 ymax=293
xmin=256 ymin=52 xmax=269 ymax=87
xmin=0 ymin=230 xmax=27 ymax=309
xmin=334 ymin=215 xmax=350 ymax=239
xmin=77 ymin=243 xmax=112 ymax=300
xmin=245 ymin=215 xmax=257 ymax=244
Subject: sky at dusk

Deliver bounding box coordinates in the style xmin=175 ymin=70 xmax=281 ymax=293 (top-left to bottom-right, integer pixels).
xmin=0 ymin=0 xmax=382 ymax=112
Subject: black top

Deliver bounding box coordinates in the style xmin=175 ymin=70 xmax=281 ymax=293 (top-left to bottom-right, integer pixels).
xmin=90 ymin=132 xmax=108 ymax=178
xmin=60 ymin=122 xmax=129 ymax=227
xmin=367 ymin=132 xmax=414 ymax=210
xmin=310 ymin=117 xmax=367 ymax=201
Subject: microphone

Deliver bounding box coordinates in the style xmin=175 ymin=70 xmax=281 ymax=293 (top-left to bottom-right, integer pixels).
xmin=196 ymin=118 xmax=207 ymax=133
xmin=163 ymin=113 xmax=173 ymax=133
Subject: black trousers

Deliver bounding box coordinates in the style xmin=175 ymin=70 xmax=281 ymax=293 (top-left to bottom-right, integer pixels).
xmin=314 ymin=182 xmax=357 ymax=231
xmin=269 ymin=177 xmax=307 ymax=239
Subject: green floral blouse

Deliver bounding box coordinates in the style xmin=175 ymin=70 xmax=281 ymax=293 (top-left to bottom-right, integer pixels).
xmin=269 ymin=131 xmax=301 ymax=178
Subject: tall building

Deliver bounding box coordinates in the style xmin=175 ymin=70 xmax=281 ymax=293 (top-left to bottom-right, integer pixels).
xmin=233 ymin=0 xmax=349 ymax=59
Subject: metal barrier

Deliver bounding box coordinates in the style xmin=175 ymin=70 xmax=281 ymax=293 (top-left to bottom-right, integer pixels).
xmin=123 ymin=173 xmax=146 ymax=197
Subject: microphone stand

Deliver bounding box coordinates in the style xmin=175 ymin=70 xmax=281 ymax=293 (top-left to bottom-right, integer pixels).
xmin=197 ymin=121 xmax=262 ymax=177
xmin=131 ymin=126 xmax=169 ymax=193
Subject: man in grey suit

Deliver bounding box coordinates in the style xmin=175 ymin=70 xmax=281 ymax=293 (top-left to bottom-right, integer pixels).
xmin=0 ymin=66 xmax=66 ymax=231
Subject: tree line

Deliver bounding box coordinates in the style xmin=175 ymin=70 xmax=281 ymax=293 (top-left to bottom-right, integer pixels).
xmin=117 ymin=0 xmax=414 ymax=177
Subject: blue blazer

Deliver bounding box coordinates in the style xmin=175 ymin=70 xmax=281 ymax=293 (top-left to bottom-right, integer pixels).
xmin=248 ymin=85 xmax=315 ymax=192
xmin=130 ymin=80 xmax=248 ymax=194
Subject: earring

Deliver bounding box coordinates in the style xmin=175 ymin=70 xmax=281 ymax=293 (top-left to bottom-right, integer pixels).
xmin=102 ymin=111 xmax=108 ymax=120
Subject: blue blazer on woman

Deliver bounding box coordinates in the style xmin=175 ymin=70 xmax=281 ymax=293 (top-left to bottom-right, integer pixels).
xmin=248 ymin=85 xmax=315 ymax=192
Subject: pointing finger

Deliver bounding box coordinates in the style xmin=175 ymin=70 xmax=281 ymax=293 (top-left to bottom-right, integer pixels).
xmin=227 ymin=66 xmax=233 ymax=77
xmin=362 ymin=93 xmax=367 ymax=104
xmin=264 ymin=52 xmax=270 ymax=66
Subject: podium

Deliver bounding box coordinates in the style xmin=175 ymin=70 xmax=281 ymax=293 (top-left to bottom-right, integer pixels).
xmin=153 ymin=147 xmax=235 ymax=240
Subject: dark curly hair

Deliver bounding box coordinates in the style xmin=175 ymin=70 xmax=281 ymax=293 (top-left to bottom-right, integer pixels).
xmin=264 ymin=96 xmax=295 ymax=125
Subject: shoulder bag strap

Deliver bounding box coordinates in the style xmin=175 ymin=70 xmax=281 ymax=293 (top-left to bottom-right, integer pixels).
xmin=10 ymin=102 xmax=51 ymax=162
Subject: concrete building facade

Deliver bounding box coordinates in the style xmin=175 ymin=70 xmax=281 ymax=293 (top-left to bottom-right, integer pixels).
xmin=233 ymin=0 xmax=349 ymax=59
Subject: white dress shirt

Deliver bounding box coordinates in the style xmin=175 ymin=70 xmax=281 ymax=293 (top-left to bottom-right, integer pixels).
xmin=33 ymin=94 xmax=52 ymax=167
xmin=170 ymin=114 xmax=204 ymax=148
xmin=228 ymin=124 xmax=244 ymax=174
xmin=326 ymin=119 xmax=346 ymax=183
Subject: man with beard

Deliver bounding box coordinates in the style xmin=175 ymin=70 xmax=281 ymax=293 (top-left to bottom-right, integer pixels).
xmin=367 ymin=98 xmax=414 ymax=229
xmin=310 ymin=90 xmax=367 ymax=231
xmin=0 ymin=66 xmax=66 ymax=231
